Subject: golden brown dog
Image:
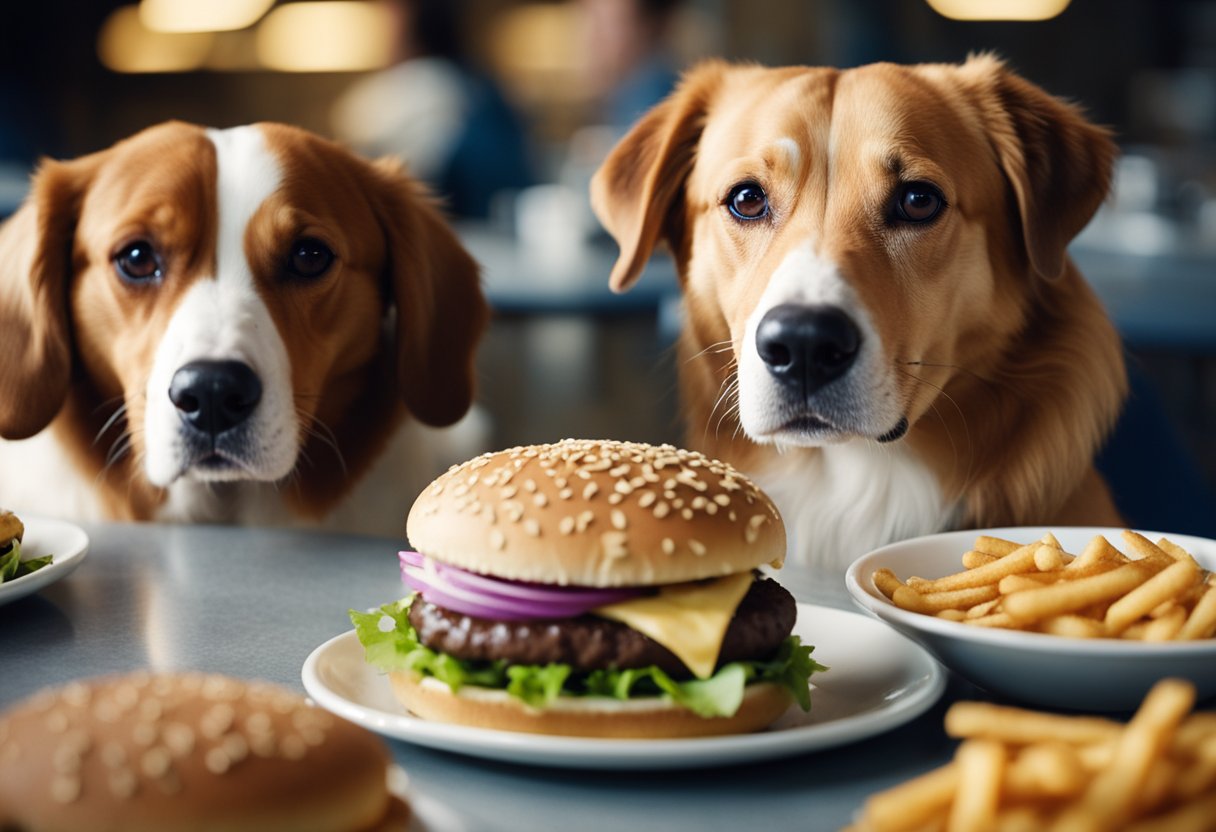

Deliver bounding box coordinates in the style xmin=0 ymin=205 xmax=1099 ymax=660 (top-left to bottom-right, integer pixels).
xmin=0 ymin=121 xmax=488 ymax=533
xmin=592 ymin=57 xmax=1127 ymax=570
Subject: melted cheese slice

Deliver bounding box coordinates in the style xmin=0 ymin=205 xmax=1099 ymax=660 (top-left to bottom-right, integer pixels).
xmin=591 ymin=573 xmax=753 ymax=679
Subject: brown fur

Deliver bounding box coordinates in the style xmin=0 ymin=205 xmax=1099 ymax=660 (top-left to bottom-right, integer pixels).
xmin=592 ymin=57 xmax=1127 ymax=532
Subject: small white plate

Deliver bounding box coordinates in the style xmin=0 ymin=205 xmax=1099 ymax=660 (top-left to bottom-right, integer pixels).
xmin=302 ymin=603 xmax=945 ymax=769
xmin=0 ymin=517 xmax=89 ymax=607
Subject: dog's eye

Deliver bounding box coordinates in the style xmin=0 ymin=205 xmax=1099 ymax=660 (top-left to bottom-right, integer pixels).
xmin=114 ymin=240 xmax=163 ymax=284
xmin=894 ymin=182 xmax=945 ymax=223
xmin=286 ymin=238 xmax=334 ymax=279
xmin=726 ymin=182 xmax=770 ymax=221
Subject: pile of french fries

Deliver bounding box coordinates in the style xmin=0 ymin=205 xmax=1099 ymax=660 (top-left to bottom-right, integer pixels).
xmin=873 ymin=531 xmax=1216 ymax=639
xmin=845 ymin=678 xmax=1216 ymax=832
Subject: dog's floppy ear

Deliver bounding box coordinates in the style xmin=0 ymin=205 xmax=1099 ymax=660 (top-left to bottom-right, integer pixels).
xmin=0 ymin=155 xmax=100 ymax=439
xmin=965 ymin=55 xmax=1117 ymax=280
xmin=369 ymin=157 xmax=489 ymax=427
xmin=591 ymin=61 xmax=726 ymax=293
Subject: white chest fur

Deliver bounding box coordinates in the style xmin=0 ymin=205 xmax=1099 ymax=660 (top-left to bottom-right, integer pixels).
xmin=753 ymin=440 xmax=957 ymax=573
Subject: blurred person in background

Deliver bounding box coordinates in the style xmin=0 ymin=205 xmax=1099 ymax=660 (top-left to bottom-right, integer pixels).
xmin=331 ymin=0 xmax=534 ymax=219
xmin=579 ymin=0 xmax=684 ymax=132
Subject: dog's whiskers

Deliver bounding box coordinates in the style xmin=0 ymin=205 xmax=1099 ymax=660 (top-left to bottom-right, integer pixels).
xmin=896 ymin=364 xmax=975 ymax=494
xmin=685 ymin=339 xmax=734 ymax=365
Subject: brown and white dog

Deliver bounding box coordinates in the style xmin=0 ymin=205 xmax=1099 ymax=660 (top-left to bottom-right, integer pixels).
xmin=0 ymin=121 xmax=488 ymax=534
xmin=592 ymin=57 xmax=1128 ymax=571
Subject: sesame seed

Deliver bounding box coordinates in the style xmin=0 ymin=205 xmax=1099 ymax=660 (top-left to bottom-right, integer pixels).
xmin=141 ymin=747 xmax=172 ymax=778
xmin=608 ymin=493 xmax=623 ymax=505
xmin=222 ymin=733 xmax=249 ymax=764
xmin=745 ymin=527 xmax=758 ymax=544
xmin=689 ymin=540 xmax=707 ymax=556
xmin=692 ymin=496 xmax=707 ymax=510
xmin=611 ymin=510 xmax=627 ymax=530
xmin=163 ymin=723 xmax=195 ymax=757
xmin=523 ymin=519 xmax=541 ymax=537
xmin=132 ymin=721 xmax=157 ymax=746
xmin=51 ymin=775 xmax=81 ymax=804
xmin=102 ymin=742 xmax=126 ymax=768
xmin=280 ymin=735 xmax=307 ymax=760
xmin=559 ymin=517 xmax=575 ymax=535
xmin=653 ymin=502 xmax=670 ymax=519
xmin=661 ymin=538 xmax=675 ymax=556
xmin=601 ymin=531 xmax=628 ymax=560
xmin=205 ymin=748 xmax=231 ymax=774
xmin=60 ymin=682 xmax=91 ymax=708
xmin=713 ymin=494 xmax=731 ymax=506
xmin=749 ymin=514 xmax=767 ymax=528
xmin=52 ymin=745 xmax=81 ymax=773
xmin=501 ymin=501 xmax=524 ymax=522
xmin=583 ymin=482 xmax=599 ymax=499
xmin=501 ymin=485 xmax=517 ymax=499
xmin=614 ymin=480 xmax=634 ymax=495
xmin=637 ymin=491 xmax=656 ymax=508
xmin=45 ymin=710 xmax=69 ymax=733
xmin=489 ymin=530 xmax=506 ymax=551
xmin=682 ymin=508 xmax=694 ymax=520
xmin=705 ymin=502 xmax=719 ymax=515
xmin=729 ymin=511 xmax=737 ymax=522
xmin=576 ymin=511 xmax=595 ymax=533
xmin=559 ymin=488 xmax=573 ymax=500
xmin=523 ymin=479 xmax=537 ymax=493
xmin=533 ymin=493 xmax=548 ymax=508
xmin=109 ymin=769 xmax=138 ymax=799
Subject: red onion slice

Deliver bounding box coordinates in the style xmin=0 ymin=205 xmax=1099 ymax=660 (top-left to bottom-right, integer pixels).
xmin=398 ymin=551 xmax=645 ymax=619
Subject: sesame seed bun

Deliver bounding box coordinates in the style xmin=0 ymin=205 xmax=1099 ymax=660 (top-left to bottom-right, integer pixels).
xmin=388 ymin=671 xmax=793 ymax=739
xmin=0 ymin=673 xmax=407 ymax=832
xmin=406 ymin=439 xmax=786 ymax=587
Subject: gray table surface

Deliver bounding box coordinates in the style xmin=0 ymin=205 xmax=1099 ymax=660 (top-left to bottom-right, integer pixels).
xmin=1 ymin=520 xmax=979 ymax=832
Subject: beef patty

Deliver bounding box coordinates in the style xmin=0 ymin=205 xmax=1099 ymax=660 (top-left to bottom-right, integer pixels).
xmin=408 ymin=575 xmax=797 ymax=678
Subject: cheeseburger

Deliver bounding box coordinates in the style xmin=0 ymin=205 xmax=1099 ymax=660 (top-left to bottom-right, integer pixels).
xmin=351 ymin=439 xmax=825 ymax=738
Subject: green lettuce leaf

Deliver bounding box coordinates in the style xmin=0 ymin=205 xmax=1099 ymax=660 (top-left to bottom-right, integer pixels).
xmin=0 ymin=541 xmax=53 ymax=584
xmin=350 ymin=597 xmax=828 ymax=718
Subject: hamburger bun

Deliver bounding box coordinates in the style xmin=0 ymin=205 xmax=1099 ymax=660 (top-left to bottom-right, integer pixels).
xmin=0 ymin=672 xmax=408 ymax=832
xmin=406 ymin=439 xmax=785 ymax=586
xmin=388 ymin=671 xmax=794 ymax=739
xmin=0 ymin=508 xmax=23 ymax=550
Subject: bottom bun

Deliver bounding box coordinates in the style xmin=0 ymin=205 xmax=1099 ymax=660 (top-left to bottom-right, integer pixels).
xmin=388 ymin=672 xmax=793 ymax=739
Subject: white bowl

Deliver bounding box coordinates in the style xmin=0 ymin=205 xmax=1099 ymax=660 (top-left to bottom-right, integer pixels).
xmin=845 ymin=527 xmax=1216 ymax=712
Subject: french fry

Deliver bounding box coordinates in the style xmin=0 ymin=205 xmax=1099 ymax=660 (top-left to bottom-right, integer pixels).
xmin=973 ymin=536 xmax=1022 ymax=557
xmin=945 ymin=702 xmax=1122 ymax=746
xmin=917 ymin=585 xmax=1002 ymax=613
xmin=1141 ymin=605 xmax=1187 ymax=642
xmin=919 ymin=543 xmax=1038 ymax=593
xmin=1155 ymin=537 xmax=1202 ymax=570
xmin=962 ymin=550 xmax=998 ymax=569
xmin=1037 ymin=615 xmax=1106 ymax=639
xmin=859 ymin=762 xmax=958 ymax=832
xmin=1003 ymin=563 xmax=1150 ymax=624
xmin=1177 ymin=584 xmax=1216 ymax=640
xmin=874 ymin=567 xmax=904 ymax=601
xmin=946 ymin=740 xmax=1004 ymax=832
xmin=1065 ymin=535 xmax=1125 ymax=571
xmin=1035 ymin=543 xmax=1067 ymax=571
xmin=1103 ymin=559 xmax=1201 ymax=635
xmin=1121 ymin=530 xmax=1173 ymax=563
xmin=1065 ymin=679 xmax=1195 ymax=829
xmin=1004 ymin=742 xmax=1087 ymax=798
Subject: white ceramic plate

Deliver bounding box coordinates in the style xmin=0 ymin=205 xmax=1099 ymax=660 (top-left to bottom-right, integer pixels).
xmin=846 ymin=527 xmax=1216 ymax=711
xmin=302 ymin=603 xmax=945 ymax=769
xmin=0 ymin=517 xmax=89 ymax=607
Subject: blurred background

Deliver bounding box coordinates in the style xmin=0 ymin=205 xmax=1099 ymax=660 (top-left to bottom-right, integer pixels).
xmin=1 ymin=0 xmax=1213 ymax=526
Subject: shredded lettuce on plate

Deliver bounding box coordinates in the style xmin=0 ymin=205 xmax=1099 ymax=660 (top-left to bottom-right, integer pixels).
xmin=349 ymin=597 xmax=827 ymax=718
xmin=0 ymin=541 xmax=53 ymax=584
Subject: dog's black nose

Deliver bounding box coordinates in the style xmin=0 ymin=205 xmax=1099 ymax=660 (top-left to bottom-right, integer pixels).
xmin=169 ymin=360 xmax=262 ymax=436
xmin=756 ymin=304 xmax=861 ymax=393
